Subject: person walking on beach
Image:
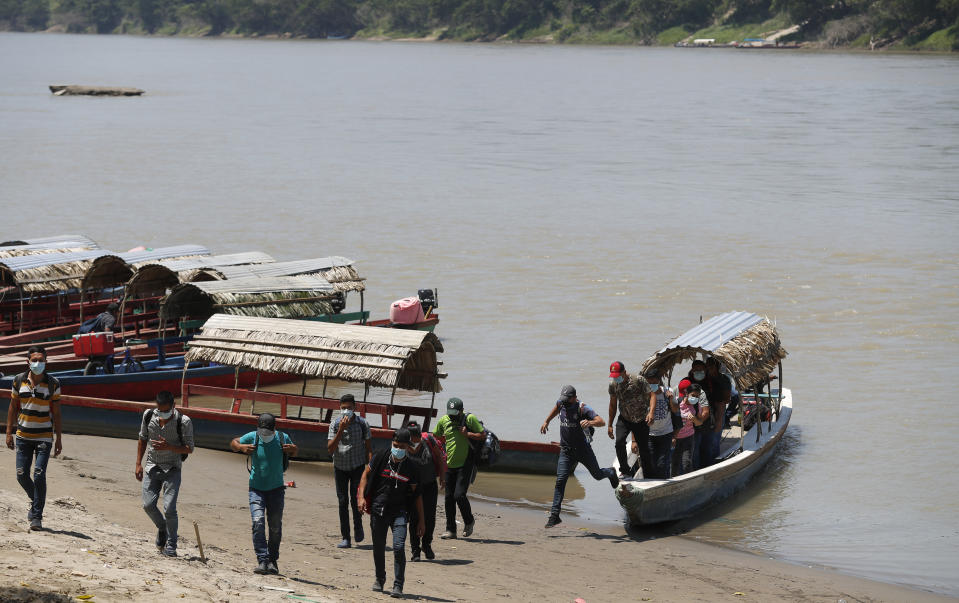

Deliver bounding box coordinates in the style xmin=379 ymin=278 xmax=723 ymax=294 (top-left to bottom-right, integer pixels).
xmin=540 ymin=385 xmax=618 ymax=528
xmin=405 ymin=420 xmax=446 ymax=561
xmin=327 ymin=393 xmax=372 ymax=549
xmin=231 ymin=413 xmax=298 ymax=575
xmin=432 ymin=397 xmax=485 ymax=539
xmin=607 ymin=361 xmax=651 ymax=479
xmin=358 ymin=428 xmax=425 ymax=598
xmin=6 ymin=345 xmax=62 ymax=531
xmin=135 ymin=390 xmax=194 ymax=557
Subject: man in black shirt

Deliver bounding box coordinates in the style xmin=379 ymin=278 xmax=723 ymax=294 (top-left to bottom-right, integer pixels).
xmin=359 ymin=428 xmax=425 ymax=598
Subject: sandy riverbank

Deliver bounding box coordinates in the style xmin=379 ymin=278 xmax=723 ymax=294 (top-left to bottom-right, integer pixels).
xmin=0 ymin=434 xmax=951 ymax=602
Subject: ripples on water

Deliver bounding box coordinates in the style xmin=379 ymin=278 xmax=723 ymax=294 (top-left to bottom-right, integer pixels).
xmin=1 ymin=33 xmax=958 ymax=595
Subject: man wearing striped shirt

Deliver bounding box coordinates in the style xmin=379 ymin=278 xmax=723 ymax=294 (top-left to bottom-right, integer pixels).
xmin=5 ymin=346 xmax=63 ymax=531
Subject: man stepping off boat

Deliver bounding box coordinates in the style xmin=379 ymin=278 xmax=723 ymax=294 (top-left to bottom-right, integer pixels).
xmin=540 ymin=385 xmax=618 ymax=528
xmin=607 ymin=361 xmax=652 ymax=479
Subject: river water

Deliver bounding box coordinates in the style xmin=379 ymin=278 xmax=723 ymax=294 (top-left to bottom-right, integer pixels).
xmin=2 ymin=32 xmax=958 ymax=595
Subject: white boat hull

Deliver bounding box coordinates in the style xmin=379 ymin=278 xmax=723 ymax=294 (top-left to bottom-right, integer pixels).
xmin=615 ymin=388 xmax=792 ymax=526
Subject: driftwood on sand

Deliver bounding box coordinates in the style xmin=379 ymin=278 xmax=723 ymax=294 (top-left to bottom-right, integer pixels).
xmin=49 ymin=85 xmax=144 ymax=96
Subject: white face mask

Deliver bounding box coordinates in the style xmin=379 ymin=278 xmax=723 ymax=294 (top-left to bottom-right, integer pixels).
xmin=342 ymin=409 xmax=354 ymax=419
xmin=29 ymin=361 xmax=45 ymax=375
xmin=688 ymin=396 xmax=700 ymax=404
xmin=156 ymin=409 xmax=174 ymax=420
xmin=257 ymin=428 xmax=275 ymax=443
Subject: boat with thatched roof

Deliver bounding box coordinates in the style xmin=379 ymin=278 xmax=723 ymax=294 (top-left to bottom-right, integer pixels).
xmin=0 ymin=314 xmax=561 ymax=474
xmin=614 ymin=311 xmax=791 ymax=526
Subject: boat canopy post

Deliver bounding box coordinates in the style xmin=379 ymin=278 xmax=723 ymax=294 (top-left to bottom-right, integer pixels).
xmin=56 ymin=293 xmax=62 ymax=323
xmin=18 ymin=286 xmax=24 ymax=334
xmin=359 ymin=291 xmax=366 ymax=324
xmin=79 ymin=288 xmax=85 ymax=322
xmin=297 ymin=377 xmax=308 ymax=418
xmin=250 ymin=371 xmax=261 ymax=416
xmin=427 ymin=390 xmax=437 ymax=432
xmin=180 ymin=360 xmax=191 ymax=406
xmin=118 ymin=293 xmax=126 ymax=334
xmin=776 ymin=361 xmax=784 ymax=418
xmin=388 ymin=382 xmax=400 ymax=429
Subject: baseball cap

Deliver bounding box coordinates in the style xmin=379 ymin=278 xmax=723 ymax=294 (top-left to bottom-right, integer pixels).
xmin=609 ymin=361 xmax=625 ymax=378
xmin=257 ymin=413 xmax=276 ymax=430
xmin=447 ymin=397 xmax=464 ymax=416
xmin=678 ymin=378 xmax=691 ymax=395
xmin=559 ymin=385 xmax=576 ymax=402
xmin=393 ymin=427 xmax=412 ymax=444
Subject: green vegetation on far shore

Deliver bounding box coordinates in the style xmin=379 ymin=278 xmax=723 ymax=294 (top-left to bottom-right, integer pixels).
xmin=1 ymin=0 xmax=957 ymax=51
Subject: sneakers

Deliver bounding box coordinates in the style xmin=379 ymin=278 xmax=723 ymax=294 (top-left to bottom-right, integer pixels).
xmin=372 ymin=580 xmax=384 ymax=592
xmin=439 ymin=530 xmax=456 ymax=540
xmin=463 ymin=521 xmax=475 ymax=537
xmin=254 ymin=560 xmax=270 ymax=575
xmin=545 ymin=514 xmax=562 ymax=528
xmin=267 ymin=561 xmax=278 ymax=575
xmin=337 ymin=539 xmax=351 ymax=549
xmin=390 ymin=585 xmax=403 ymax=598
xmin=608 ymin=471 xmax=620 ymax=489
xmin=155 ymin=529 xmax=167 ymax=550
xmin=354 ymin=524 xmax=365 ymax=543
xmin=423 ymin=545 xmax=435 ymax=560
xmin=161 ymin=544 xmax=177 ymax=557
xmin=410 ymin=551 xmax=421 ymax=562
xmin=29 ymin=517 xmax=42 ymax=531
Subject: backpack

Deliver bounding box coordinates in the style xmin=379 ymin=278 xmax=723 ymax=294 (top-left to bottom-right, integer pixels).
xmin=77 ymin=315 xmax=101 ymax=335
xmin=466 ymin=414 xmax=500 ymax=469
xmin=13 ymin=372 xmax=61 ymax=400
xmin=421 ymin=431 xmax=448 ymax=478
xmin=247 ymin=431 xmax=291 ymax=474
xmin=143 ymin=409 xmax=189 ymax=462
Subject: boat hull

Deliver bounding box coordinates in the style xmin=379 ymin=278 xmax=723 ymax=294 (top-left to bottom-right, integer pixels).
xmin=0 ymin=393 xmax=558 ymax=475
xmin=615 ymin=389 xmax=792 ymax=525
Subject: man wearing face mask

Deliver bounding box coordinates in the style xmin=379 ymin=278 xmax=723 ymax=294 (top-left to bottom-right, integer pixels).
xmin=701 ymin=357 xmax=731 ymax=467
xmin=607 ymin=361 xmax=652 ymax=479
xmin=135 ymin=390 xmax=194 ymax=557
xmin=540 ymin=385 xmax=618 ymax=528
xmin=643 ymin=367 xmax=679 ymax=479
xmin=6 ymin=345 xmax=62 ymax=531
xmin=327 ymin=393 xmax=372 ymax=549
xmin=231 ymin=413 xmax=298 ymax=575
xmin=358 ymin=428 xmax=425 ymax=598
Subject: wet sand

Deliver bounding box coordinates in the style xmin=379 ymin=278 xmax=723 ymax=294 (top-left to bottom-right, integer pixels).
xmin=0 ymin=434 xmax=951 ymax=602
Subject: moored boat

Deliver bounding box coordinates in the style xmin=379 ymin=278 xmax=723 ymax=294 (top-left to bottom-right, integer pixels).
xmin=614 ymin=311 xmax=790 ymax=526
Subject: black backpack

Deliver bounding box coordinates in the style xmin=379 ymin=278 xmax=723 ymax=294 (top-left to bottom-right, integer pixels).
xmin=464 ymin=414 xmax=500 ymax=468
xmin=142 ymin=409 xmax=189 ymax=462
xmin=247 ymin=431 xmax=291 ymax=474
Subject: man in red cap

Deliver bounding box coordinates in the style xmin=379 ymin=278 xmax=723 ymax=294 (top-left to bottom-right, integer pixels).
xmin=607 ymin=361 xmax=652 ymax=479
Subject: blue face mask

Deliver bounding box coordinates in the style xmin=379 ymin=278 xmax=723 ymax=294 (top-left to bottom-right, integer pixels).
xmin=649 ymin=384 xmax=660 ymax=393
xmin=391 ymin=446 xmax=406 ymax=459
xmin=612 ymin=376 xmax=624 ymax=384
xmin=342 ymin=409 xmax=354 ymax=419
xmin=688 ymin=396 xmax=700 ymax=404
xmin=693 ymin=371 xmax=705 ymax=381
xmin=29 ymin=361 xmax=45 ymax=375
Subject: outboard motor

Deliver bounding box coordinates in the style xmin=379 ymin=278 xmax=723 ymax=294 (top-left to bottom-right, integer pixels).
xmin=417 ymin=289 xmax=437 ymax=315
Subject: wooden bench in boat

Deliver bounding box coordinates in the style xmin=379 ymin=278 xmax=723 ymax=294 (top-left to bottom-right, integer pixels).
xmin=181 ymin=384 xmax=438 ymax=431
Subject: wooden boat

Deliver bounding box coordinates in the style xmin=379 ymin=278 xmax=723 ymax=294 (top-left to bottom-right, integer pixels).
xmin=50 ymin=85 xmax=144 ymax=96
xmin=614 ymin=311 xmax=790 ymax=526
xmin=0 ymin=314 xmax=559 ymax=474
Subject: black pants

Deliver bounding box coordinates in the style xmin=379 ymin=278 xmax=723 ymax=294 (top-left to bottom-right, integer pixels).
xmin=371 ymin=510 xmax=407 ymax=589
xmin=615 ymin=416 xmax=651 ymax=477
xmin=409 ymin=479 xmax=437 ymax=554
xmin=334 ymin=465 xmax=364 ymax=541
xmin=444 ymin=456 xmax=475 ymax=532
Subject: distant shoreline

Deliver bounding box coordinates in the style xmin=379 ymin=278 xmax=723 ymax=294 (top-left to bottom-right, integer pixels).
xmin=4 ymin=29 xmax=958 ymax=54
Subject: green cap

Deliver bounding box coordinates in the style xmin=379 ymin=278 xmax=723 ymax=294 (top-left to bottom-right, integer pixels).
xmin=446 ymin=397 xmax=464 ymax=416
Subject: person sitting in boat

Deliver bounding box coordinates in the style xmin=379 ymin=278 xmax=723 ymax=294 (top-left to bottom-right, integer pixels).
xmin=672 ymin=383 xmax=703 ymax=477
xmin=78 ymin=302 xmax=120 ymax=334
xmin=678 ymin=377 xmax=710 ymax=470
xmin=700 ymin=357 xmax=731 ymax=467
xmin=540 ymin=385 xmax=618 ymax=528
xmin=644 ymin=368 xmax=678 ymax=479
xmin=607 ymin=361 xmax=652 ymax=480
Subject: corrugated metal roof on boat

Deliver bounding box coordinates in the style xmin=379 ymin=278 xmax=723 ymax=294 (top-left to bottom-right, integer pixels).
xmin=657 ymin=311 xmax=764 ymax=354
xmin=118 ymin=245 xmax=211 ymax=265
xmin=0 ymin=234 xmax=99 ymax=248
xmin=212 ymin=256 xmax=355 ymax=279
xmin=0 ymin=249 xmax=108 ymax=273
xmin=151 ymin=252 xmax=274 ymax=272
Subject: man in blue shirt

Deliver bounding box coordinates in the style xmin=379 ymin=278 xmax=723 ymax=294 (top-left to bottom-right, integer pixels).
xmin=231 ymin=413 xmax=298 ymax=575
xmin=539 ymin=385 xmax=618 ymax=528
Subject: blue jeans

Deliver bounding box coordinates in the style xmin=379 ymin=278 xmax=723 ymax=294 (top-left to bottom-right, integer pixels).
xmin=371 ymin=510 xmax=407 ymax=589
xmin=334 ymin=465 xmax=364 ymax=541
xmin=249 ymin=486 xmax=285 ymax=562
xmin=142 ymin=466 xmax=182 ymax=547
xmin=551 ymin=445 xmax=614 ymax=516
xmin=691 ymin=430 xmax=702 ymax=470
xmin=701 ymin=429 xmax=721 ymax=467
xmin=647 ymin=434 xmax=673 ymax=479
xmin=15 ymin=437 xmax=51 ymax=521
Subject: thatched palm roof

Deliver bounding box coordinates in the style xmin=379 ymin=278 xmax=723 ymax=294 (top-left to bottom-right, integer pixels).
xmin=82 ymin=245 xmax=211 ymax=291
xmin=184 ymin=314 xmax=444 ymax=392
xmin=160 ymin=276 xmax=338 ymax=322
xmin=640 ymin=311 xmax=787 ymax=390
xmin=0 ymin=250 xmax=107 ymax=291
xmin=124 ymin=252 xmax=275 ymax=299
xmin=0 ymin=234 xmax=99 ymax=248
xmin=211 ymin=257 xmax=365 ymax=292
